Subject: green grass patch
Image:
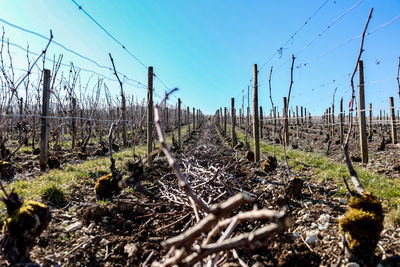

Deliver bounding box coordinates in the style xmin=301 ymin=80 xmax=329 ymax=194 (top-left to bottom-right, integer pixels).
xmin=230 ymin=126 xmax=400 ymax=225
xmin=0 ymin=125 xmax=185 ymax=220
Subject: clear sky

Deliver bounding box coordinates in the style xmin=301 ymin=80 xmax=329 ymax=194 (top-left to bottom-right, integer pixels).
xmin=0 ymin=0 xmax=399 ymax=115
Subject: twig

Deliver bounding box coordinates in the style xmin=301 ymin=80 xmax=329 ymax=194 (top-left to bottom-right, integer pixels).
xmin=342 ymin=8 xmax=373 ymax=196
xmin=153 ymin=89 xmax=210 ymax=213
xmin=300 ymin=234 xmax=314 ymax=252
xmin=143 ymin=250 xmax=155 ymax=267
xmin=162 ymin=193 xmax=252 ymax=249
xmin=282 ymin=55 xmax=295 ymax=176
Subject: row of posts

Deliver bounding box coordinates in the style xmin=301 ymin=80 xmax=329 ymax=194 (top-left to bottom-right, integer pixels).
xmin=216 ymin=61 xmax=399 ymax=164
xmin=39 ymin=67 xmax=203 ymax=169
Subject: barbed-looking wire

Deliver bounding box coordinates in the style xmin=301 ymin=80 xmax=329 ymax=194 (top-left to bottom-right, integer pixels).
xmin=0 ymin=17 xmax=147 ymax=88
xmin=71 ymin=0 xmax=148 ymax=70
xmin=5 ymin=40 xmax=147 ymax=90
xmin=258 ymin=0 xmax=332 ymax=72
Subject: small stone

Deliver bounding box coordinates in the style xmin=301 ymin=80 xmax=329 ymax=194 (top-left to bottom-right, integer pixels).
xmin=318 ymin=214 xmax=330 ymax=225
xmin=310 ymin=222 xmax=318 ymax=229
xmin=102 ymin=216 xmax=110 ymax=223
xmin=61 ymin=220 xmax=70 ymax=226
xmin=65 ymin=221 xmax=82 ymax=232
xmin=100 ymin=238 xmax=108 ymax=245
xmin=75 ymin=230 xmax=84 ymax=236
xmin=88 ymin=222 xmax=96 ymax=229
xmin=318 ymin=225 xmax=329 ymax=231
xmin=305 ymin=235 xmax=318 ymax=245
xmin=292 ymin=232 xmax=301 ymax=239
xmin=339 ymin=199 xmax=348 ymax=205
xmin=124 ymin=243 xmax=138 ymax=258
xmin=345 ymin=263 xmax=360 ymax=267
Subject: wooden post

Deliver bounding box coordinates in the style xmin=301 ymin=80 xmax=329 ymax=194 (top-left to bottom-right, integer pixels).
xmin=259 ymin=106 xmax=263 ymax=139
xmin=301 ymin=106 xmax=304 ymax=124
xmin=328 ymin=107 xmax=332 ymax=137
xmin=122 ymin=94 xmax=127 ymax=148
xmin=231 ymin=98 xmax=237 ymax=146
xmin=283 ymin=97 xmax=289 ymax=146
xmin=296 ymin=106 xmax=299 ymax=138
xmin=192 ymin=107 xmax=195 ymax=132
xmin=253 ymin=64 xmax=260 ymax=162
xmin=147 ymin=66 xmax=153 ymax=165
xmin=247 ymin=85 xmax=250 ymax=127
xmin=304 ymin=107 xmax=307 ymax=128
xmin=331 ymin=103 xmax=335 ymax=137
xmin=40 ymin=69 xmax=51 ymax=171
xmin=224 ymin=107 xmax=227 ymax=137
xmin=178 ymin=98 xmax=181 ymax=148
xmin=187 ymin=106 xmax=190 ymax=136
xmin=71 ymin=97 xmax=76 ymax=149
xmin=340 ymin=98 xmax=344 ymax=145
xmin=390 ymin=97 xmax=397 ymax=144
xmin=19 ymin=97 xmax=23 ymax=142
xmin=358 ymin=60 xmax=368 ymax=163
xmin=369 ymin=103 xmax=372 ymax=137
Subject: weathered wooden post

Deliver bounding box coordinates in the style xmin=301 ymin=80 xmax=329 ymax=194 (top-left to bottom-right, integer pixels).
xmin=358 ymin=60 xmax=368 ymax=163
xmin=147 ymin=66 xmax=154 ymax=165
xmin=301 ymin=106 xmax=304 ymax=124
xmin=71 ymin=97 xmax=76 ymax=149
xmin=328 ymin=107 xmax=332 ymax=137
xmin=19 ymin=97 xmax=23 ymax=142
xmin=178 ymin=98 xmax=181 ymax=148
xmin=231 ymin=98 xmax=237 ymax=146
xmin=224 ymin=107 xmax=227 ymax=137
xmin=331 ymin=103 xmax=335 ymax=137
xmin=304 ymin=107 xmax=307 ymax=128
xmin=296 ymin=106 xmax=299 ymax=138
xmin=369 ymin=103 xmax=372 ymax=137
xmin=247 ymin=85 xmax=250 ymax=127
xmin=340 ymin=98 xmax=344 ymax=145
xmin=253 ymin=64 xmax=260 ymax=162
xmin=389 ymin=97 xmax=397 ymax=144
xmin=283 ymin=97 xmax=289 ymax=146
xmin=40 ymin=69 xmax=51 ymax=171
xmin=259 ymin=106 xmax=263 ymax=139
xmin=273 ymin=106 xmax=277 ymax=133
xmin=190 ymin=107 xmax=194 ymax=132
xmin=187 ymin=106 xmax=190 ymax=136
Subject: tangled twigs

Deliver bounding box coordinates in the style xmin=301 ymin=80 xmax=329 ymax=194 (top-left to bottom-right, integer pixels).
xmin=162 ymin=193 xmax=252 ymax=249
xmin=152 ymin=193 xmax=289 ymax=266
xmin=154 ymin=88 xmax=210 ymax=213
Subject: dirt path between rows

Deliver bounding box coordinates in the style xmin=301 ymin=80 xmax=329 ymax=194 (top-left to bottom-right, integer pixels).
xmin=2 ymin=120 xmax=399 ymax=266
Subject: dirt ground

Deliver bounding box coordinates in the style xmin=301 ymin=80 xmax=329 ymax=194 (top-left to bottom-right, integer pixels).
xmin=1 ymin=120 xmax=399 ymax=266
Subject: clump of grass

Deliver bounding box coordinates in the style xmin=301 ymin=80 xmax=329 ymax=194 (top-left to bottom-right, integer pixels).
xmin=41 ymin=184 xmax=66 ymax=206
xmin=233 ymin=127 xmax=400 ymax=224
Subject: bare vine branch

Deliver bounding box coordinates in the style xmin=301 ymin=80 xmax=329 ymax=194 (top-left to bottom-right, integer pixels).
xmin=343 ymin=8 xmax=373 ymax=196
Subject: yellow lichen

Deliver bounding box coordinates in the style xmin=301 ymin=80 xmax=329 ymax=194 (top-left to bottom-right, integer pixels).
xmin=261 ymin=156 xmax=277 ymax=172
xmin=2 ymin=200 xmax=51 ymax=237
xmin=94 ymin=173 xmax=119 ymax=200
xmin=339 ymin=192 xmax=384 ymax=260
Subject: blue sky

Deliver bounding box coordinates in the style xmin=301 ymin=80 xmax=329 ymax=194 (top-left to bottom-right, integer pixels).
xmin=0 ymin=0 xmax=399 ymax=115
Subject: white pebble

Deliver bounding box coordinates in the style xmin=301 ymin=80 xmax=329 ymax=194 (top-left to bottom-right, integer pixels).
xmin=340 ymin=199 xmax=348 ymax=205
xmin=305 ymin=235 xmax=318 ymax=245
xmin=318 ymin=224 xmax=329 ymax=231
xmin=310 ymin=222 xmax=318 ymax=229
xmin=318 ymin=214 xmax=330 ymax=225
xmin=65 ymin=221 xmax=82 ymax=232
xmin=292 ymin=232 xmax=301 ymax=239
